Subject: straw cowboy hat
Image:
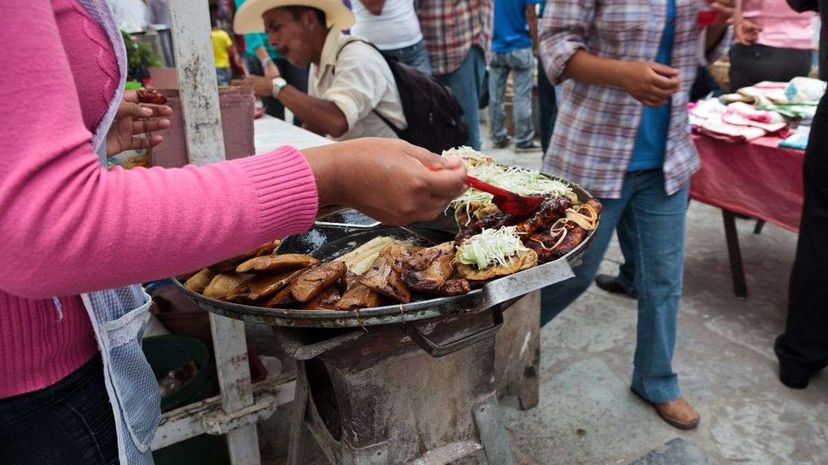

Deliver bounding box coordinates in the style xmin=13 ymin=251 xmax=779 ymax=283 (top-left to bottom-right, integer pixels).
xmin=234 ymin=0 xmax=355 ymax=33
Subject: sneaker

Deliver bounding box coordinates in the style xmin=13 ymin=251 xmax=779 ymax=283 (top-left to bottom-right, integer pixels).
xmin=515 ymin=141 xmax=541 ymax=152
xmin=492 ymin=137 xmax=511 ymax=149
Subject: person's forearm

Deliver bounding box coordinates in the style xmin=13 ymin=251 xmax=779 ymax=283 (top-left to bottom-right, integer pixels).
xmin=705 ymin=25 xmax=728 ymax=51
xmin=360 ymin=0 xmax=385 ymax=15
xmin=563 ymin=50 xmax=628 ymax=87
xmin=277 ymin=86 xmax=349 ymax=137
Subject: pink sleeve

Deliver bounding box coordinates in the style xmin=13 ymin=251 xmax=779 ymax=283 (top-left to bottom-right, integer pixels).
xmin=0 ymin=1 xmax=319 ymax=298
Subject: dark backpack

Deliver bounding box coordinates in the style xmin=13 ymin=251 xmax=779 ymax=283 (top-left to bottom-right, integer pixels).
xmin=336 ymin=40 xmax=469 ymax=153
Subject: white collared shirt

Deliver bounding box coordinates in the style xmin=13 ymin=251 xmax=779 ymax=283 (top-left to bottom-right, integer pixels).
xmin=309 ymin=29 xmax=407 ymax=140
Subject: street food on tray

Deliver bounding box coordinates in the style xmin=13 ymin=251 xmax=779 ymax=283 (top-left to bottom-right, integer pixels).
xmin=445 ymin=146 xmax=602 ymax=265
xmin=455 ymin=227 xmax=538 ymax=281
xmin=184 ymin=147 xmax=602 ymax=310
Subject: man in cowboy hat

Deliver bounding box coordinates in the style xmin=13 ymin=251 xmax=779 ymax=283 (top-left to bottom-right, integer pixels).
xmin=233 ymin=0 xmax=406 ymax=140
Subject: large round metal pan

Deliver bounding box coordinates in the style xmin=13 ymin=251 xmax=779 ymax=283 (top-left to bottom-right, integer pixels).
xmin=173 ymin=179 xmax=598 ymax=328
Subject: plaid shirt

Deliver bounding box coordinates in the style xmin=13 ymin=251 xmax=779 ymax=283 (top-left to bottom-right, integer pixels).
xmin=539 ymin=0 xmax=730 ymax=198
xmin=417 ymin=0 xmax=493 ymax=75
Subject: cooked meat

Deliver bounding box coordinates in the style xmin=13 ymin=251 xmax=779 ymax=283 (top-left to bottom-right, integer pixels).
xmin=515 ymin=196 xmax=572 ymax=236
xmin=227 ymin=269 xmax=303 ymax=302
xmin=525 ymin=226 xmax=587 ymax=264
xmin=207 ymin=254 xmax=250 ymax=273
xmin=455 ymin=249 xmax=538 ymax=281
xmin=184 ymin=268 xmax=215 ymax=293
xmin=402 ymin=241 xmax=455 ymax=292
xmin=335 ymin=282 xmax=382 ymax=310
xmin=359 ymin=243 xmax=412 ymax=303
xmin=436 ymin=278 xmax=471 ymax=296
xmin=203 ymin=273 xmax=255 ymax=300
xmin=303 ymin=287 xmax=342 ymax=310
xmin=264 ymin=283 xmax=298 ymax=307
xmin=246 ymin=239 xmax=282 ymax=257
xmin=136 ymin=88 xmax=167 ymax=105
xmin=236 ymin=254 xmax=319 ymax=273
xmin=290 ymin=261 xmax=347 ymax=303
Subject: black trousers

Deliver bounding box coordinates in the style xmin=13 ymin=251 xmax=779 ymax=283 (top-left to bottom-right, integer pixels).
xmin=246 ymin=54 xmax=309 ymax=123
xmin=775 ymin=93 xmax=828 ymax=372
xmin=728 ymin=44 xmax=813 ymax=91
xmin=0 ymin=354 xmax=118 ymax=465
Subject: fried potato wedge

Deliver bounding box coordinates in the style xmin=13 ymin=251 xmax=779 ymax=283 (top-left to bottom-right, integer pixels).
xmin=203 ymin=273 xmax=256 ymax=300
xmin=246 ymin=239 xmax=282 ymax=257
xmin=303 ymin=287 xmax=342 ymax=310
xmin=455 ymin=249 xmax=538 ymax=281
xmin=236 ymin=254 xmax=319 ymax=273
xmin=290 ymin=261 xmax=347 ymax=303
xmin=335 ymin=282 xmax=382 ymax=310
xmin=184 ymin=268 xmax=215 ymax=294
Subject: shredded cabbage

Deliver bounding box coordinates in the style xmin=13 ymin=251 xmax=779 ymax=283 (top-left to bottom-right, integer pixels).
xmin=456 ymin=227 xmax=529 ymax=269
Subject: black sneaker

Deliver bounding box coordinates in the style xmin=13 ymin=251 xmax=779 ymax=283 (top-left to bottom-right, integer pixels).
xmin=492 ymin=137 xmax=511 ymax=149
xmin=594 ymin=274 xmax=638 ymax=299
xmin=515 ymin=141 xmax=541 ymax=152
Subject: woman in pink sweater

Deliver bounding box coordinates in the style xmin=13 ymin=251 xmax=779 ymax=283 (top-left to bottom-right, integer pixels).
xmin=0 ymin=1 xmax=466 ymax=464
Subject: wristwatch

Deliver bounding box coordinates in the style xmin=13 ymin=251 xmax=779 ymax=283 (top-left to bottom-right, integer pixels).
xmin=271 ymin=77 xmax=287 ymax=98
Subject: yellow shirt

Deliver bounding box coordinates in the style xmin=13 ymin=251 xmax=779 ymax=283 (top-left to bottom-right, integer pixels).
xmin=211 ymin=29 xmax=233 ymax=69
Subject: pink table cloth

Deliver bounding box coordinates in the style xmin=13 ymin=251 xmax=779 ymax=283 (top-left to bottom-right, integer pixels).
xmin=690 ymin=135 xmax=804 ymax=232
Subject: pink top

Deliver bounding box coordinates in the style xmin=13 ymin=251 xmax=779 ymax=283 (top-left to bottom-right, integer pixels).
xmin=0 ymin=0 xmax=319 ymax=398
xmin=741 ymin=0 xmax=815 ymax=50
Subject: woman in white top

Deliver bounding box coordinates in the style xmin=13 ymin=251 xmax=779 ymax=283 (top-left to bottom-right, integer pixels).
xmin=351 ymin=0 xmax=431 ymax=73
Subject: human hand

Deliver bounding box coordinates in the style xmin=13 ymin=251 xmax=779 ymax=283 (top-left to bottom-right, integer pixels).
xmin=231 ymin=75 xmax=273 ymax=98
xmin=106 ymin=90 xmax=172 ymax=156
xmin=706 ymin=0 xmax=735 ymax=24
xmin=734 ymin=17 xmax=762 ymax=45
xmin=619 ymin=61 xmax=680 ymax=108
xmin=264 ymin=61 xmax=280 ymax=80
xmin=302 ymin=138 xmax=468 ymax=225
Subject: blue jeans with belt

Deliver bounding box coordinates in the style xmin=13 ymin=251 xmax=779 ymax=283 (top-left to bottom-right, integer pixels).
xmin=381 ymin=39 xmax=432 ymax=75
xmin=541 ymin=170 xmax=689 ymax=403
xmin=436 ymin=46 xmax=486 ymax=150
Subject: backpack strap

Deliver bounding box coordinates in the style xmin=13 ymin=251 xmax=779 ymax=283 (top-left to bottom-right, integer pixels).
xmin=333 ymin=39 xmax=404 ymax=135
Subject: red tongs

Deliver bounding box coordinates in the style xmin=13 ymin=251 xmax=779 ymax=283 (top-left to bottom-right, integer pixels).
xmin=465 ymin=175 xmax=545 ymax=216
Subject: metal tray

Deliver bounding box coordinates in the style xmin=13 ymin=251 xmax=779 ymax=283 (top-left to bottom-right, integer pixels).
xmin=173 ymin=181 xmax=598 ymax=328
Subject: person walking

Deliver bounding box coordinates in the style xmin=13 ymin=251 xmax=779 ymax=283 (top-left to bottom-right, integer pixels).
xmin=538 ymin=0 xmax=733 ymax=429
xmin=417 ymin=0 xmax=492 ymax=150
xmin=488 ymin=0 xmax=540 ymax=151
xmin=774 ymin=0 xmax=828 ymax=390
xmin=351 ymin=0 xmax=431 ymax=73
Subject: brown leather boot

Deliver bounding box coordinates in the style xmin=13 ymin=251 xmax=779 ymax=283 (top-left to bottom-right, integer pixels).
xmin=631 ymin=388 xmax=700 ymax=430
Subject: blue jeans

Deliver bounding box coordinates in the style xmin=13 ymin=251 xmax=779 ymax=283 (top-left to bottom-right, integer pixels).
xmin=489 ymin=47 xmax=535 ymax=145
xmin=381 ymin=39 xmax=432 ymax=75
xmin=541 ymin=170 xmax=689 ymax=403
xmin=216 ymin=67 xmax=232 ymax=86
xmin=537 ymin=57 xmax=558 ymax=154
xmin=0 ymin=355 xmax=118 ymax=465
xmin=437 ymin=46 xmax=486 ymax=150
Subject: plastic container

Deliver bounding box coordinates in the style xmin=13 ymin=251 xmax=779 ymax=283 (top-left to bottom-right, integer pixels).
xmin=142 ymin=335 xmax=210 ymax=412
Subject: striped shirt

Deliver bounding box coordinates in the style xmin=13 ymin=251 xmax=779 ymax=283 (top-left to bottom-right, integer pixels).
xmin=416 ymin=0 xmax=493 ymax=75
xmin=539 ymin=0 xmax=731 ymax=198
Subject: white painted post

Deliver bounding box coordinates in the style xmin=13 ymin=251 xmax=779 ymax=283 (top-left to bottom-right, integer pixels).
xmin=168 ymin=2 xmax=260 ymax=464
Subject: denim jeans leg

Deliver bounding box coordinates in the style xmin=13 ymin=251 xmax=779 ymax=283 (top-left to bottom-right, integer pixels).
xmin=541 ymin=180 xmax=633 ymax=326
xmin=627 ymin=173 xmax=688 ymax=403
xmin=537 ymin=57 xmax=557 ymax=154
xmin=616 ymin=212 xmax=639 ymax=297
xmin=510 ymin=48 xmax=535 ymax=145
xmin=437 ymin=46 xmax=486 ymax=150
xmin=488 ymin=52 xmax=509 ymax=145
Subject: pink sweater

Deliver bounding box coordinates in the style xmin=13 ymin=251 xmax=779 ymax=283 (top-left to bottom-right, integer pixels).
xmin=742 ymin=0 xmax=815 ymax=50
xmin=0 ymin=0 xmax=319 ymax=398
